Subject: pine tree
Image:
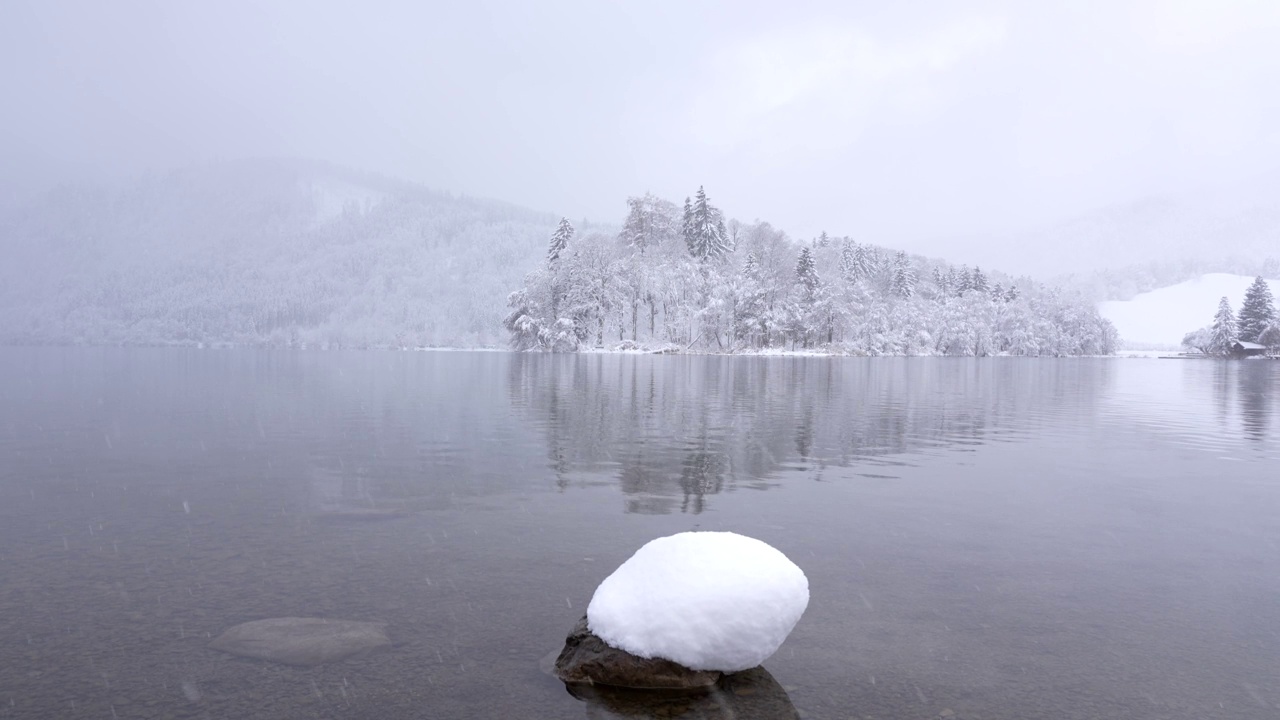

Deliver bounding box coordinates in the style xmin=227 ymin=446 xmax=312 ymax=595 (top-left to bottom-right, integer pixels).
xmin=853 ymin=243 xmax=872 ymax=281
xmin=889 ymin=251 xmax=916 ymax=298
xmin=681 ymin=197 xmax=694 ymax=251
xmin=838 ymin=240 xmax=861 ymax=284
xmin=1237 ymin=276 xmax=1276 ymax=343
xmin=970 ymin=266 xmax=989 ymax=293
xmin=1004 ymin=285 xmax=1020 ymax=302
xmin=795 ymin=247 xmax=819 ymax=296
xmin=1210 ymin=296 xmax=1237 ymax=356
xmin=547 ymin=217 xmax=573 ymax=263
xmin=684 ymin=186 xmax=730 ymax=261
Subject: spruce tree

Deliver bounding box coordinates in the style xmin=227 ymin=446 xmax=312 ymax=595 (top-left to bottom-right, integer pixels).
xmin=970 ymin=266 xmax=989 ymax=293
xmin=796 ymin=246 xmax=819 ymax=296
xmin=684 ymin=186 xmax=730 ymax=261
xmin=1210 ymin=296 xmax=1237 ymax=356
xmin=681 ymin=197 xmax=694 ymax=253
xmin=547 ymin=217 xmax=573 ymax=263
xmin=890 ymin=251 xmax=916 ymax=298
xmin=1237 ymin=276 xmax=1276 ymax=343
xmin=853 ymin=243 xmax=872 ymax=281
xmin=838 ymin=241 xmax=860 ymax=284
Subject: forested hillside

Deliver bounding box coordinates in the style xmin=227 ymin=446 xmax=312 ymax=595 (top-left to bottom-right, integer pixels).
xmin=506 ymin=190 xmax=1117 ymax=356
xmin=0 ymin=159 xmax=556 ymax=347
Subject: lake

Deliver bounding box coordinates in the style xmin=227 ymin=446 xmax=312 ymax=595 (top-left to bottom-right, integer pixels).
xmin=1 ymin=348 xmax=1277 ymax=719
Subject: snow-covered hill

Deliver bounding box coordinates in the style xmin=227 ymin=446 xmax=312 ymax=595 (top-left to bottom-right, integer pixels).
xmin=1098 ymin=273 xmax=1280 ymax=349
xmin=0 ymin=159 xmax=558 ymax=347
xmin=955 ymin=176 xmax=1280 ymax=282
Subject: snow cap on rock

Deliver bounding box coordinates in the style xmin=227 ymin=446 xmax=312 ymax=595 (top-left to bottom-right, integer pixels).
xmin=586 ymin=531 xmax=809 ymax=673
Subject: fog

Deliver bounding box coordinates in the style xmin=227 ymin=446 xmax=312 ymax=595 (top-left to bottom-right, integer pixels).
xmin=5 ymin=0 xmax=1280 ymax=256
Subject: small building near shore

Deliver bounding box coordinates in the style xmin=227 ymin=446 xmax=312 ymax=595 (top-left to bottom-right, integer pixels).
xmin=1229 ymin=340 xmax=1268 ymax=358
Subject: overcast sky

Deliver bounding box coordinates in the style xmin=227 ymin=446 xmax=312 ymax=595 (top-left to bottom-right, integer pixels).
xmin=4 ymin=0 xmax=1280 ymax=256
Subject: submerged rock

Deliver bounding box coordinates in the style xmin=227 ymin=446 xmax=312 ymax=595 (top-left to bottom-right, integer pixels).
xmin=209 ymin=617 xmax=391 ymax=666
xmin=554 ymin=616 xmax=721 ymax=689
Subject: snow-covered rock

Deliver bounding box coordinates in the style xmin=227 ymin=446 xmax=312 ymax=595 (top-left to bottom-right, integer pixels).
xmin=586 ymin=532 xmax=809 ymax=673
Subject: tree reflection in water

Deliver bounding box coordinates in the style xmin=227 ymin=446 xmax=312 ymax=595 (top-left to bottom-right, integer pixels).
xmin=508 ymin=354 xmax=1112 ymax=513
xmin=1236 ymin=361 xmax=1272 ymax=442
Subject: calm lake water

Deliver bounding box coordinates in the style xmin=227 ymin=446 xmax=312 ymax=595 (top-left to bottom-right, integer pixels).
xmin=1 ymin=348 xmax=1278 ymax=719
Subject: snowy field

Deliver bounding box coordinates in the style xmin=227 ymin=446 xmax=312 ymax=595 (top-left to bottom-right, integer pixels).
xmin=1098 ymin=273 xmax=1280 ymax=348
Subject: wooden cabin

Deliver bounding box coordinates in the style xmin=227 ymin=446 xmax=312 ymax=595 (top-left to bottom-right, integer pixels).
xmin=1229 ymin=340 xmax=1268 ymax=358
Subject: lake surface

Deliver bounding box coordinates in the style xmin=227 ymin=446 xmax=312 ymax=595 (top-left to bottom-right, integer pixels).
xmin=1 ymin=349 xmax=1277 ymax=719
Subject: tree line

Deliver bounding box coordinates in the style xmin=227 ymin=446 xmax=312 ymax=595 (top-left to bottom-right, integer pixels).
xmin=1182 ymin=276 xmax=1280 ymax=356
xmin=505 ymin=188 xmax=1117 ymax=356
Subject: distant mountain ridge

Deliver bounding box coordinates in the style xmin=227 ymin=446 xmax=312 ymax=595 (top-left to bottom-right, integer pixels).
xmin=0 ymin=158 xmax=558 ymax=347
xmin=955 ymin=177 xmax=1280 ymax=292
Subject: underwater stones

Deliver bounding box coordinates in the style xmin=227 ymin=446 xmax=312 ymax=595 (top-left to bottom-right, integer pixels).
xmin=209 ymin=617 xmax=391 ymax=666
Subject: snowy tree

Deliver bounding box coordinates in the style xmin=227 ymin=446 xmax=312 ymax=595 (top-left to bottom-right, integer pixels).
xmin=1237 ymin=276 xmax=1276 ymax=343
xmin=1209 ymin=296 xmax=1237 ymax=355
xmin=1181 ymin=327 xmax=1212 ymax=355
xmin=732 ymin=254 xmax=770 ymax=347
xmin=681 ymin=197 xmax=694 ymax=248
xmin=503 ymin=288 xmax=544 ymax=351
xmin=889 ymin=251 xmax=917 ymax=298
xmin=970 ymin=266 xmax=989 ymax=293
xmin=621 ymin=194 xmax=678 ymax=255
xmin=1259 ymin=323 xmax=1280 ymax=353
xmin=547 ymin=217 xmax=574 ymax=263
xmin=931 ymin=267 xmax=948 ymax=295
xmin=683 ymin=186 xmax=730 ymax=262
xmin=795 ymin=246 xmax=819 ymax=296
xmin=837 ymin=242 xmax=857 ymax=286
xmin=503 ymin=190 xmax=1120 ymax=357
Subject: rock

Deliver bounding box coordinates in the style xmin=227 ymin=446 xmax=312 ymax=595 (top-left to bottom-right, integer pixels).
xmin=564 ymin=666 xmax=801 ymax=719
xmin=554 ymin=616 xmax=721 ymax=689
xmin=209 ymin=617 xmax=391 ymax=666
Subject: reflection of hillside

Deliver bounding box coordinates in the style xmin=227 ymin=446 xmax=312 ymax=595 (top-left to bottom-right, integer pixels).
xmin=508 ymin=355 xmax=1110 ymax=514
